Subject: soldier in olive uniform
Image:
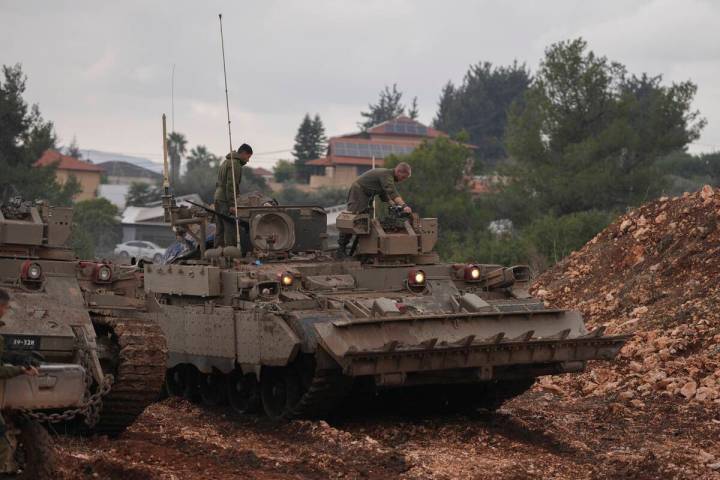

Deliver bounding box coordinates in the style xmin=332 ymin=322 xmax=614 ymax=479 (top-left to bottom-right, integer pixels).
xmin=213 ymin=143 xmax=253 ymax=248
xmin=337 ymin=162 xmax=413 ymax=257
xmin=0 ymin=288 xmax=38 ymax=473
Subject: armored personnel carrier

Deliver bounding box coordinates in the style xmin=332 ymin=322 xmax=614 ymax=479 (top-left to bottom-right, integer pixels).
xmin=150 ymin=192 xmax=629 ymax=419
xmin=0 ymin=197 xmax=166 ymax=435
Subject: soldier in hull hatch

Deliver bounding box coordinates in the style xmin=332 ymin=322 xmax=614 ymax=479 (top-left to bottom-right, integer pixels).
xmin=213 ymin=144 xmax=253 ymax=248
xmin=337 ymin=162 xmax=413 ymax=258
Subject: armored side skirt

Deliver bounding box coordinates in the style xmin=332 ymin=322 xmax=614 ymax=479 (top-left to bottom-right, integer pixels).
xmin=314 ymin=310 xmax=629 ymax=378
xmin=0 ymin=364 xmax=86 ymax=410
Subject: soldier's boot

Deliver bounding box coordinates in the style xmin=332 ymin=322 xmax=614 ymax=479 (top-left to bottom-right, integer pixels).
xmin=336 ymin=233 xmax=352 ymax=259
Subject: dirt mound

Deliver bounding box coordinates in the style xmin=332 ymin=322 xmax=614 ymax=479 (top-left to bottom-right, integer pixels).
xmin=533 ymin=185 xmax=720 ymax=410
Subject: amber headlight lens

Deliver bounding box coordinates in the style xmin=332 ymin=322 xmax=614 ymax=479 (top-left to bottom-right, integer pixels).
xmin=408 ymin=269 xmax=426 ymax=287
xmin=280 ymin=272 xmax=294 ymax=286
xmin=464 ymin=264 xmax=482 ymax=282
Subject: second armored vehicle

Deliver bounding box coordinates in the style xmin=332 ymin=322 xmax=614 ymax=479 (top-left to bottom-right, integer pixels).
xmin=0 ymin=197 xmax=167 ymax=435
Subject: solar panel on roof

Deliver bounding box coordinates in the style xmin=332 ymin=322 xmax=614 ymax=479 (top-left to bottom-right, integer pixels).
xmin=333 ymin=142 xmax=416 ymax=158
xmin=383 ymin=121 xmax=428 ymax=136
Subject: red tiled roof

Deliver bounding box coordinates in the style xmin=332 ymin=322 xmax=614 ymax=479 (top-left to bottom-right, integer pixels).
xmin=34 ymin=150 xmax=104 ymax=172
xmin=252 ymin=167 xmax=272 ymax=176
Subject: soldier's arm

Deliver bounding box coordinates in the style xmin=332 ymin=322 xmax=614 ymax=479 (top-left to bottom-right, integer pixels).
xmin=225 ymin=161 xmax=241 ymax=200
xmin=216 ymin=162 xmax=228 ymax=199
xmin=380 ymin=175 xmax=401 ymax=204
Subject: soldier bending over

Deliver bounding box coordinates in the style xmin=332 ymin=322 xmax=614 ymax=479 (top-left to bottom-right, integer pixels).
xmin=337 ymin=162 xmax=412 ymax=257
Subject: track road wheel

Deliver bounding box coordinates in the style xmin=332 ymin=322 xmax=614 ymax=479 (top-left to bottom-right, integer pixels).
xmin=261 ymin=368 xmax=289 ymax=419
xmin=181 ymin=365 xmax=201 ymax=402
xmin=165 ymin=366 xmax=187 ymax=397
xmin=199 ymin=371 xmax=227 ymax=406
xmin=227 ymin=371 xmax=260 ymax=415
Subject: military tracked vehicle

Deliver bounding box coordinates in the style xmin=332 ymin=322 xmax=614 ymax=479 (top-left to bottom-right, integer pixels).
xmin=0 ymin=197 xmax=166 ymax=435
xmin=150 ymin=191 xmax=629 ymax=419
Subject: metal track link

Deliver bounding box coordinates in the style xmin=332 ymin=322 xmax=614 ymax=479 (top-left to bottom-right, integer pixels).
xmin=285 ymin=369 xmax=353 ymax=419
xmin=91 ymin=315 xmax=167 ymax=435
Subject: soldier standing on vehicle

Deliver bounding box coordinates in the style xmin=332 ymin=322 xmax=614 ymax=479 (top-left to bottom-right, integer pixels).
xmin=213 ymin=143 xmax=253 ymax=248
xmin=0 ymin=288 xmax=38 ymax=474
xmin=337 ymin=162 xmax=413 ymax=257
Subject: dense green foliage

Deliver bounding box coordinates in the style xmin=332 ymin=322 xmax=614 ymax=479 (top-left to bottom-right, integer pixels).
xmin=382 ymin=39 xmax=705 ymax=271
xmin=359 ymin=84 xmax=418 ymax=130
xmin=71 ymin=198 xmax=121 ymax=258
xmin=273 ymin=159 xmax=296 ymax=183
xmin=0 ymin=64 xmax=79 ymax=205
xmin=292 ymin=114 xmax=327 ymax=182
xmin=433 ymin=62 xmax=530 ymax=164
xmin=273 ymin=186 xmax=346 ymax=207
xmin=503 ymin=39 xmax=703 ymax=221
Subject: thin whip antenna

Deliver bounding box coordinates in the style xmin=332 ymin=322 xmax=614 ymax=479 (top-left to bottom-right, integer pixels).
xmin=218 ymin=13 xmax=241 ymax=248
xmin=171 ymin=64 xmax=175 ymax=132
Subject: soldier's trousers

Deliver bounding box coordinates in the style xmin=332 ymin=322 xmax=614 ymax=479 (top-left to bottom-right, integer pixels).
xmin=338 ymin=186 xmax=374 ymax=253
xmin=213 ymin=201 xmax=237 ymax=248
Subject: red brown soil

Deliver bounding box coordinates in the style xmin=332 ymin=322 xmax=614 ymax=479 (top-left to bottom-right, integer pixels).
xmin=52 ymin=186 xmax=720 ymax=479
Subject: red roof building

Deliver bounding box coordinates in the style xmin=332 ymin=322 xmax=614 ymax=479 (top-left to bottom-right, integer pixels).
xmin=251 ymin=167 xmax=274 ymax=182
xmin=306 ymin=116 xmax=447 ymax=189
xmin=34 ymin=150 xmax=104 ymax=201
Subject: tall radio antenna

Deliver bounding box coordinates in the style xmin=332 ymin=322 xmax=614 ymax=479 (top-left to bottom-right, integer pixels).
xmin=171 ymin=63 xmax=176 ymax=132
xmin=218 ymin=13 xmax=241 ymax=248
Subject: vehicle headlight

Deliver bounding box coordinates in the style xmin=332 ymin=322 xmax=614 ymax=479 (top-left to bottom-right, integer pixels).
xmin=27 ymin=263 xmax=43 ymax=280
xmin=408 ymin=269 xmax=426 ymax=287
xmin=279 ymin=272 xmax=294 ymax=287
xmin=22 ymin=261 xmax=43 ymax=282
xmin=96 ymin=264 xmax=113 ymax=283
xmin=465 ymin=265 xmax=482 ymax=282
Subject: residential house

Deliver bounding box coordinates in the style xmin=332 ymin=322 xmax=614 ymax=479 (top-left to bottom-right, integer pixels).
xmin=120 ymin=194 xmax=203 ymax=247
xmin=97 ymin=160 xmax=162 ymax=185
xmin=251 ymin=167 xmax=274 ymax=183
xmin=96 ymin=160 xmax=163 ymax=210
xmin=34 ymin=150 xmax=104 ymax=201
xmin=306 ymin=116 xmax=447 ymax=189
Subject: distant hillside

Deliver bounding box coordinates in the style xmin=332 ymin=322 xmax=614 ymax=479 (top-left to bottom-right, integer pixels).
xmin=81 ymin=149 xmax=163 ymax=174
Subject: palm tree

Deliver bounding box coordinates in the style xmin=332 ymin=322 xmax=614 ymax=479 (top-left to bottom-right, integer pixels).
xmin=167 ymin=131 xmax=187 ymax=186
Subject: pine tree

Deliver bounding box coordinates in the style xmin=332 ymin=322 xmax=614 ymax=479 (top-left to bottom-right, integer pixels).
xmin=433 ymin=82 xmax=456 ymax=131
xmin=0 ymin=63 xmax=78 ymax=205
xmin=292 ymin=113 xmax=327 ymax=183
xmin=408 ymin=97 xmax=420 ymax=120
xmin=66 ymin=135 xmax=82 ymax=159
xmin=359 ymin=84 xmax=408 ymax=130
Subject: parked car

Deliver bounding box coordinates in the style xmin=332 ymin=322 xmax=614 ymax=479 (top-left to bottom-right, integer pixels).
xmin=114 ymin=240 xmax=166 ymax=263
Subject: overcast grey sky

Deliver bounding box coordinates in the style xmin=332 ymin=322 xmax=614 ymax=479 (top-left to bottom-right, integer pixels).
xmin=2 ymin=0 xmax=719 ymax=169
